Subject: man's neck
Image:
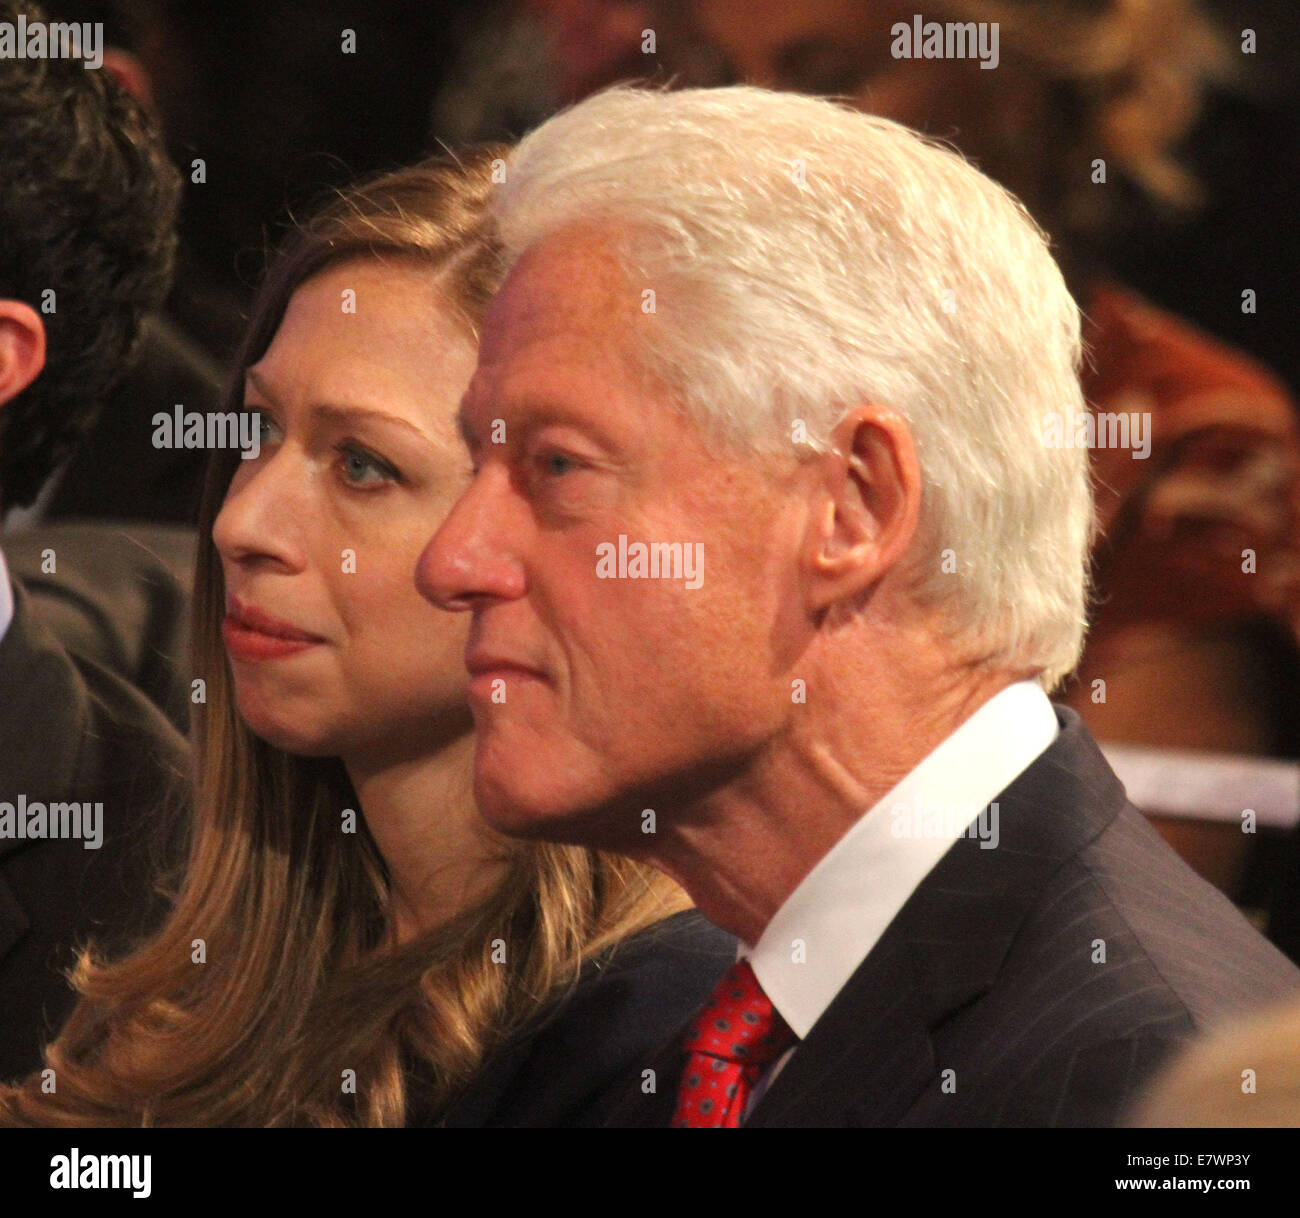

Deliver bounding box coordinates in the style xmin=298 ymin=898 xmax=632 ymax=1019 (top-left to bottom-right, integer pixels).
xmin=636 ymin=668 xmax=1023 ymax=946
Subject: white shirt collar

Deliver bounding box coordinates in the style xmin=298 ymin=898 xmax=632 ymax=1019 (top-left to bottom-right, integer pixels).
xmin=746 ymin=679 xmax=1059 ymax=1039
xmin=0 ymin=545 xmax=12 ymax=646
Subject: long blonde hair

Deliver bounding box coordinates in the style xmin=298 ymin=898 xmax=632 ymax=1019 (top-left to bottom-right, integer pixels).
xmin=0 ymin=149 xmax=687 ymax=1127
xmin=935 ymin=0 xmax=1235 ymax=237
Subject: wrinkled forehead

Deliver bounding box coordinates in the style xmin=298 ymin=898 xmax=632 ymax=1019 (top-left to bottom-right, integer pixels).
xmin=477 ymin=226 xmax=643 ymax=369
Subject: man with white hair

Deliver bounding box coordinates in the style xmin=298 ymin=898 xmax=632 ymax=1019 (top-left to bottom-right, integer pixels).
xmin=416 ymin=85 xmax=1300 ymax=1126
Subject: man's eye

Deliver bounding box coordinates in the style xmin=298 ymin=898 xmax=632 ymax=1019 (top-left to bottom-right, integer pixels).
xmin=540 ymin=451 xmax=579 ymax=477
xmin=336 ymin=442 xmax=399 ymax=487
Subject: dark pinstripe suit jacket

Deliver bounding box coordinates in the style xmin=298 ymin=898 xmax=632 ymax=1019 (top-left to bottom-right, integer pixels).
xmin=601 ymin=706 xmax=1300 ymax=1126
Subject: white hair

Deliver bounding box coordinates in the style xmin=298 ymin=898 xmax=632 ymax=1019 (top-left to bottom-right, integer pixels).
xmin=493 ymin=85 xmax=1094 ymax=689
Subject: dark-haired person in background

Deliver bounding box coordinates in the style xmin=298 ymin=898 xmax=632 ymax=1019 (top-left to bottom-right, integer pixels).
xmin=30 ymin=0 xmax=462 ymax=527
xmin=0 ymin=0 xmax=189 ymax=1081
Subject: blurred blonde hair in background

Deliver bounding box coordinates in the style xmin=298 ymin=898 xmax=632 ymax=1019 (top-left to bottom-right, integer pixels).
xmin=1133 ymin=998 xmax=1300 ymax=1126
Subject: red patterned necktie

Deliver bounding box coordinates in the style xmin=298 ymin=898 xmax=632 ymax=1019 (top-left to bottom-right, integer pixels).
xmin=672 ymin=959 xmax=796 ymax=1128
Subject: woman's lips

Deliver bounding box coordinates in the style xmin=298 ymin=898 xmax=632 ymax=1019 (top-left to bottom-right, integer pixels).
xmin=222 ymin=598 xmax=326 ymax=662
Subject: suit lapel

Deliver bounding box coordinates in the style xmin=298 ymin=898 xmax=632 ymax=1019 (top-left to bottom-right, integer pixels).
xmin=746 ymin=708 xmax=1130 ymax=1126
xmin=743 ymin=923 xmax=936 ymax=1126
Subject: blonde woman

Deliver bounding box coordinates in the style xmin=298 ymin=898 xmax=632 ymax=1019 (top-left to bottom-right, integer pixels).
xmin=0 ymin=149 xmax=733 ymax=1127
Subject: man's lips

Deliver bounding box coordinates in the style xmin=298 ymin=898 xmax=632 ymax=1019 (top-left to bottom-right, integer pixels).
xmin=223 ymin=596 xmax=326 ymax=661
xmin=465 ymin=651 xmax=549 ymax=695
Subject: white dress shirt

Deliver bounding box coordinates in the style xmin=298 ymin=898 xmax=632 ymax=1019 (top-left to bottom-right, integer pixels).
xmin=0 ymin=545 xmax=13 ymax=646
xmin=741 ymin=678 xmax=1059 ymax=1118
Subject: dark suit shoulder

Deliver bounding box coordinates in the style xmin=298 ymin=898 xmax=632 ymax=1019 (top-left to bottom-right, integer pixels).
xmin=909 ymin=805 xmax=1300 ymax=1126
xmin=0 ymin=584 xmax=190 ymax=1082
xmin=63 ymin=649 xmax=191 ymax=910
xmin=69 ymin=649 xmax=189 ymax=788
xmin=6 ymin=523 xmax=196 ymax=733
xmin=434 ymin=910 xmax=735 ymax=1127
xmin=748 ymin=708 xmax=1300 ymax=1128
xmin=1074 ymin=803 xmax=1300 ymax=1024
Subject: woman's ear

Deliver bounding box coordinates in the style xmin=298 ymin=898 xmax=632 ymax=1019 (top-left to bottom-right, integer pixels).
xmin=802 ymin=405 xmax=922 ymax=615
xmin=0 ymin=300 xmax=47 ymax=410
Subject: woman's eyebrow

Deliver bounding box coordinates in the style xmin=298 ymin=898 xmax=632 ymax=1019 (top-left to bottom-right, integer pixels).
xmin=309 ymin=402 xmax=434 ymax=444
xmin=243 ymin=366 xmax=278 ymax=404
xmin=243 ymin=369 xmax=434 ymax=443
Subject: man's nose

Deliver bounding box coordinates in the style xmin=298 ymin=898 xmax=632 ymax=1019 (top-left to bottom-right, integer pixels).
xmin=415 ymin=465 xmax=527 ymax=611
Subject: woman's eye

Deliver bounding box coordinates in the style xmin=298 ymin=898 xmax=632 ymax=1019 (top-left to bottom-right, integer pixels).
xmin=336 ymin=442 xmax=399 ymax=487
xmin=244 ymin=409 xmax=281 ymax=450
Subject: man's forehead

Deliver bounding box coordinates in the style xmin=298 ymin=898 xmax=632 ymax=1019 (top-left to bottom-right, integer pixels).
xmin=462 ymin=329 xmax=643 ymax=427
xmin=481 ymin=227 xmax=638 ymax=359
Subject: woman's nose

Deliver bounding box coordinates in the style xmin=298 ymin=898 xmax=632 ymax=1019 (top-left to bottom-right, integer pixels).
xmin=212 ymin=450 xmax=311 ymax=574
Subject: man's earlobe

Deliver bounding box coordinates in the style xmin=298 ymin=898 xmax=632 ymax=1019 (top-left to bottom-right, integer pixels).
xmin=0 ymin=300 xmax=47 ymax=409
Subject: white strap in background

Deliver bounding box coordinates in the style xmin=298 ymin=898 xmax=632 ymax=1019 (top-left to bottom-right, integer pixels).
xmin=1101 ymin=743 xmax=1300 ymax=830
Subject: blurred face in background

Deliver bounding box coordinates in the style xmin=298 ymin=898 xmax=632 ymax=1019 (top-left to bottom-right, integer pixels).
xmin=673 ymin=0 xmax=1048 ymax=193
xmin=214 ymin=258 xmax=479 ymax=766
xmin=690 ymin=0 xmax=911 ymax=95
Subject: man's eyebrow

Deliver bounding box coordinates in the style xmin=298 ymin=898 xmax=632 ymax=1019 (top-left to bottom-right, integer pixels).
xmin=456 ymin=395 xmax=623 ymax=452
xmin=245 ymin=368 xmax=433 ymax=443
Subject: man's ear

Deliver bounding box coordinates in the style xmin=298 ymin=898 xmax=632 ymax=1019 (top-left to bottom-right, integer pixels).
xmin=802 ymin=405 xmax=922 ymax=615
xmin=102 ymin=49 xmax=155 ymax=111
xmin=0 ymin=300 xmax=46 ymax=410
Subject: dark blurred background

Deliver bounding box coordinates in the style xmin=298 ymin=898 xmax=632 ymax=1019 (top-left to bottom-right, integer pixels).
xmin=22 ymin=0 xmax=1289 ymax=387
xmin=33 ymin=1 xmax=1297 ymax=389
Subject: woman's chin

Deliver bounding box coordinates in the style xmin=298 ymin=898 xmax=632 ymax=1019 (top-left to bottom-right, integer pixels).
xmin=237 ymin=707 xmax=340 ymax=758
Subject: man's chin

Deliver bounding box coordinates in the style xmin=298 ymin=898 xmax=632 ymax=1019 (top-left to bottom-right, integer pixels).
xmin=473 ymin=774 xmax=637 ymax=849
xmin=476 ymin=786 xmax=586 ymax=843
